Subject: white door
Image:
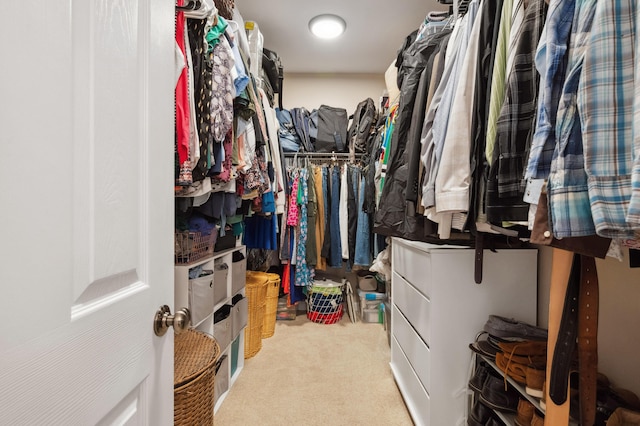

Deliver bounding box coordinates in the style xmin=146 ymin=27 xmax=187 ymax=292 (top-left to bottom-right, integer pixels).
xmin=0 ymin=0 xmax=175 ymax=424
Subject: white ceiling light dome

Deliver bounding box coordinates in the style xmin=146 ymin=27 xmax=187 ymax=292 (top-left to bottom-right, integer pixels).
xmin=308 ymin=14 xmax=346 ymax=39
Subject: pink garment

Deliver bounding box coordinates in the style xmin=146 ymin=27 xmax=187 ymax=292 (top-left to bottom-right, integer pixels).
xmin=287 ymin=174 xmax=300 ymax=226
xmin=175 ymin=3 xmax=190 ymax=183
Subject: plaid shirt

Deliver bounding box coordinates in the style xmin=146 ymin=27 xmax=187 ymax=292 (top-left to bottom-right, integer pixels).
xmin=525 ymin=0 xmax=575 ymax=180
xmin=629 ymin=10 xmax=640 ymax=228
xmin=546 ymin=0 xmax=599 ymax=238
xmin=492 ymin=0 xmax=548 ymax=197
xmin=577 ymin=0 xmax=637 ymax=238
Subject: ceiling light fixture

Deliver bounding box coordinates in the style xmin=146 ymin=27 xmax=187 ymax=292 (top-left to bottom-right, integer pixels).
xmin=308 ymin=14 xmax=346 ymax=39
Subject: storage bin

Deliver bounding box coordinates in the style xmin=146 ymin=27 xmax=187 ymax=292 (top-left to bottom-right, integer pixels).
xmin=213 ymin=354 xmax=229 ymax=406
xmin=174 ymin=329 xmax=220 ymax=426
xmin=276 ymin=297 xmax=296 ymax=321
xmin=188 ymin=271 xmax=214 ymax=327
xmin=244 ymin=273 xmax=268 ymax=358
xmin=215 ymin=233 xmax=235 ymax=252
xmin=307 ymin=279 xmax=344 ymax=324
xmin=231 ymin=251 xmax=246 ymax=296
xmin=231 ymin=294 xmax=248 ymax=339
xmin=213 ymin=261 xmax=229 ymax=306
xmin=175 ymin=230 xmax=217 ymax=264
xmin=213 ymin=305 xmax=232 ymax=352
xmin=230 ymin=336 xmax=240 ymax=377
xmin=358 ymin=289 xmax=387 ymax=321
xmin=362 ymin=307 xmax=381 ymax=323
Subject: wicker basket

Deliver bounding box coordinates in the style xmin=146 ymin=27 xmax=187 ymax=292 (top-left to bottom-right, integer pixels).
xmin=174 ymin=230 xmax=217 ymax=265
xmin=244 ymin=273 xmax=268 ymax=359
xmin=174 ymin=329 xmax=221 ymax=426
xmin=246 ymin=271 xmax=281 ymax=339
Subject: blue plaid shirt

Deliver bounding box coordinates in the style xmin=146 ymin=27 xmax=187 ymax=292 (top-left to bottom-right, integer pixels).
xmin=546 ymin=0 xmax=599 ymax=238
xmin=577 ymin=0 xmax=637 ymax=238
xmin=629 ymin=10 xmax=640 ymax=228
xmin=525 ymin=0 xmax=574 ymax=180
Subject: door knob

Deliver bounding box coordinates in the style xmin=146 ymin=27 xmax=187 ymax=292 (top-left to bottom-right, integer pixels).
xmin=153 ymin=305 xmax=191 ymax=336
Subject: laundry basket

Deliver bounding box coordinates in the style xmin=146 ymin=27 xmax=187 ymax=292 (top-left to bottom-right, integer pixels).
xmin=174 ymin=329 xmax=221 ymax=426
xmin=246 ymin=271 xmax=281 ymax=339
xmin=307 ymin=279 xmax=345 ymax=324
xmin=244 ymin=273 xmax=268 ymax=358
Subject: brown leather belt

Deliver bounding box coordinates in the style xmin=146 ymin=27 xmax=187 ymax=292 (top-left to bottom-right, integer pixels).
xmin=549 ymin=253 xmax=599 ymax=425
xmin=578 ymin=255 xmax=598 ymax=426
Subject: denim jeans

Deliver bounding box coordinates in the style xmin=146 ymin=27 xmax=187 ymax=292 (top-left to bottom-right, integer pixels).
xmin=347 ymin=165 xmax=358 ymax=270
xmin=329 ymin=165 xmax=342 ymax=267
xmin=355 ymin=171 xmax=372 ymax=266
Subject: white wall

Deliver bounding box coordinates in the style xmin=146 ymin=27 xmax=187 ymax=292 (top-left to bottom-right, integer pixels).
xmin=536 ymin=245 xmax=640 ymax=396
xmin=282 ymin=72 xmax=386 ymax=113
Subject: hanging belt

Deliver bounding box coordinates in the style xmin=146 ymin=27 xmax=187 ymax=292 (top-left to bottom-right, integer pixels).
xmin=549 ymin=253 xmax=599 ymax=425
xmin=578 ymin=256 xmax=599 ymax=426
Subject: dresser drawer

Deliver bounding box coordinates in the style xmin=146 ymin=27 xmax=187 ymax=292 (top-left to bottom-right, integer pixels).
xmin=391 ymin=337 xmax=430 ymax=426
xmin=392 ymin=239 xmax=432 ymax=297
xmin=392 ymin=271 xmax=431 ymax=345
xmin=392 ymin=306 xmax=430 ymax=392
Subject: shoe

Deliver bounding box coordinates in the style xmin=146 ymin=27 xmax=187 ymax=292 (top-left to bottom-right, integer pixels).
xmin=469 ymin=332 xmax=501 ymax=360
xmin=469 ymin=362 xmax=489 ymax=393
xmin=468 ymin=399 xmax=493 ymax=425
xmin=479 ymin=373 xmax=520 ymax=413
xmin=485 ymin=417 xmax=504 ymax=426
xmin=495 ymin=350 xmax=547 ymax=369
xmin=497 ymin=340 xmax=547 ymax=357
xmin=525 ymin=366 xmax=545 ymax=398
xmin=495 ymin=352 xmax=527 ymax=384
xmin=484 ymin=315 xmax=548 ymax=341
xmin=514 ymin=398 xmax=534 ymax=426
xmin=531 ymin=412 xmax=544 ymax=426
xmin=540 ymin=381 xmax=547 ymax=412
xmin=607 ymin=407 xmax=640 ymax=426
xmin=597 ymin=386 xmax=640 ymax=421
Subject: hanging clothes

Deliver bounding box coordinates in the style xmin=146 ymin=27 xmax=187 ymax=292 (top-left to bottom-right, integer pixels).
xmin=295 ymin=168 xmax=313 ymax=287
xmin=485 ymin=0 xmax=548 ymax=224
xmin=313 ymin=165 xmax=327 ymax=270
xmin=176 ymin=3 xmax=192 ymax=186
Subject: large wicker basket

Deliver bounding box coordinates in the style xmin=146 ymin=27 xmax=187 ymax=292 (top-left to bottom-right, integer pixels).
xmin=246 ymin=271 xmax=281 ymax=339
xmin=174 ymin=329 xmax=220 ymax=426
xmin=244 ymin=273 xmax=268 ymax=359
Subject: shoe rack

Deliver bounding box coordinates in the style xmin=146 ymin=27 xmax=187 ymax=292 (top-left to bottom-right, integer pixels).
xmin=469 ymin=352 xmax=579 ymax=425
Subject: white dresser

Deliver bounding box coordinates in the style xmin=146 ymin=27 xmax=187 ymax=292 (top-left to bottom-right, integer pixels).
xmin=390 ymin=238 xmax=538 ymax=426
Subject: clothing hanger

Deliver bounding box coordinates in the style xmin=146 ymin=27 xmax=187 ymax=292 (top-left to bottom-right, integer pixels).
xmin=176 ymin=0 xmax=200 ymax=12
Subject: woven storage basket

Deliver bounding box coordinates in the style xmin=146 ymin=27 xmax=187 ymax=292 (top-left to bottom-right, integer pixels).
xmin=244 ymin=273 xmax=268 ymax=359
xmin=174 ymin=329 xmax=220 ymax=426
xmin=246 ymin=271 xmax=281 ymax=339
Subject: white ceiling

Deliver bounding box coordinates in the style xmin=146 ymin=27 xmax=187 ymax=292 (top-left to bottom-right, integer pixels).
xmin=234 ymin=0 xmax=450 ymax=74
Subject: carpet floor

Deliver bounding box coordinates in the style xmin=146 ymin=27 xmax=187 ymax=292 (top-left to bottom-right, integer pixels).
xmin=214 ymin=313 xmax=413 ymax=425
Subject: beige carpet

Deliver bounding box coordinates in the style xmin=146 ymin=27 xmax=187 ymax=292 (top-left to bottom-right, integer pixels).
xmin=214 ymin=313 xmax=413 ymax=425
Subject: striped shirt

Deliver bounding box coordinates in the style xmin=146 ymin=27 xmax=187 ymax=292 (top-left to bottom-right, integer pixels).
xmin=546 ymin=0 xmax=599 ymax=238
xmin=525 ymin=0 xmax=575 ymax=180
xmin=577 ymin=0 xmax=637 ymax=238
xmin=629 ymin=9 xmax=640 ymax=229
xmin=493 ymin=0 xmax=547 ymax=198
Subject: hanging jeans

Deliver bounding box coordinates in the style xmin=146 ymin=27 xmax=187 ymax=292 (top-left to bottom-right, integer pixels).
xmin=346 ymin=165 xmax=358 ymax=270
xmin=355 ymin=173 xmax=372 ymax=266
xmin=329 ymin=165 xmax=342 ymax=268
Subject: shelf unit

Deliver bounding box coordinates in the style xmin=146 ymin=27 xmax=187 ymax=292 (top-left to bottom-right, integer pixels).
xmin=174 ymin=244 xmax=247 ymax=415
xmin=471 ymin=353 xmax=579 ymax=425
xmin=390 ymin=238 xmax=538 ymax=426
